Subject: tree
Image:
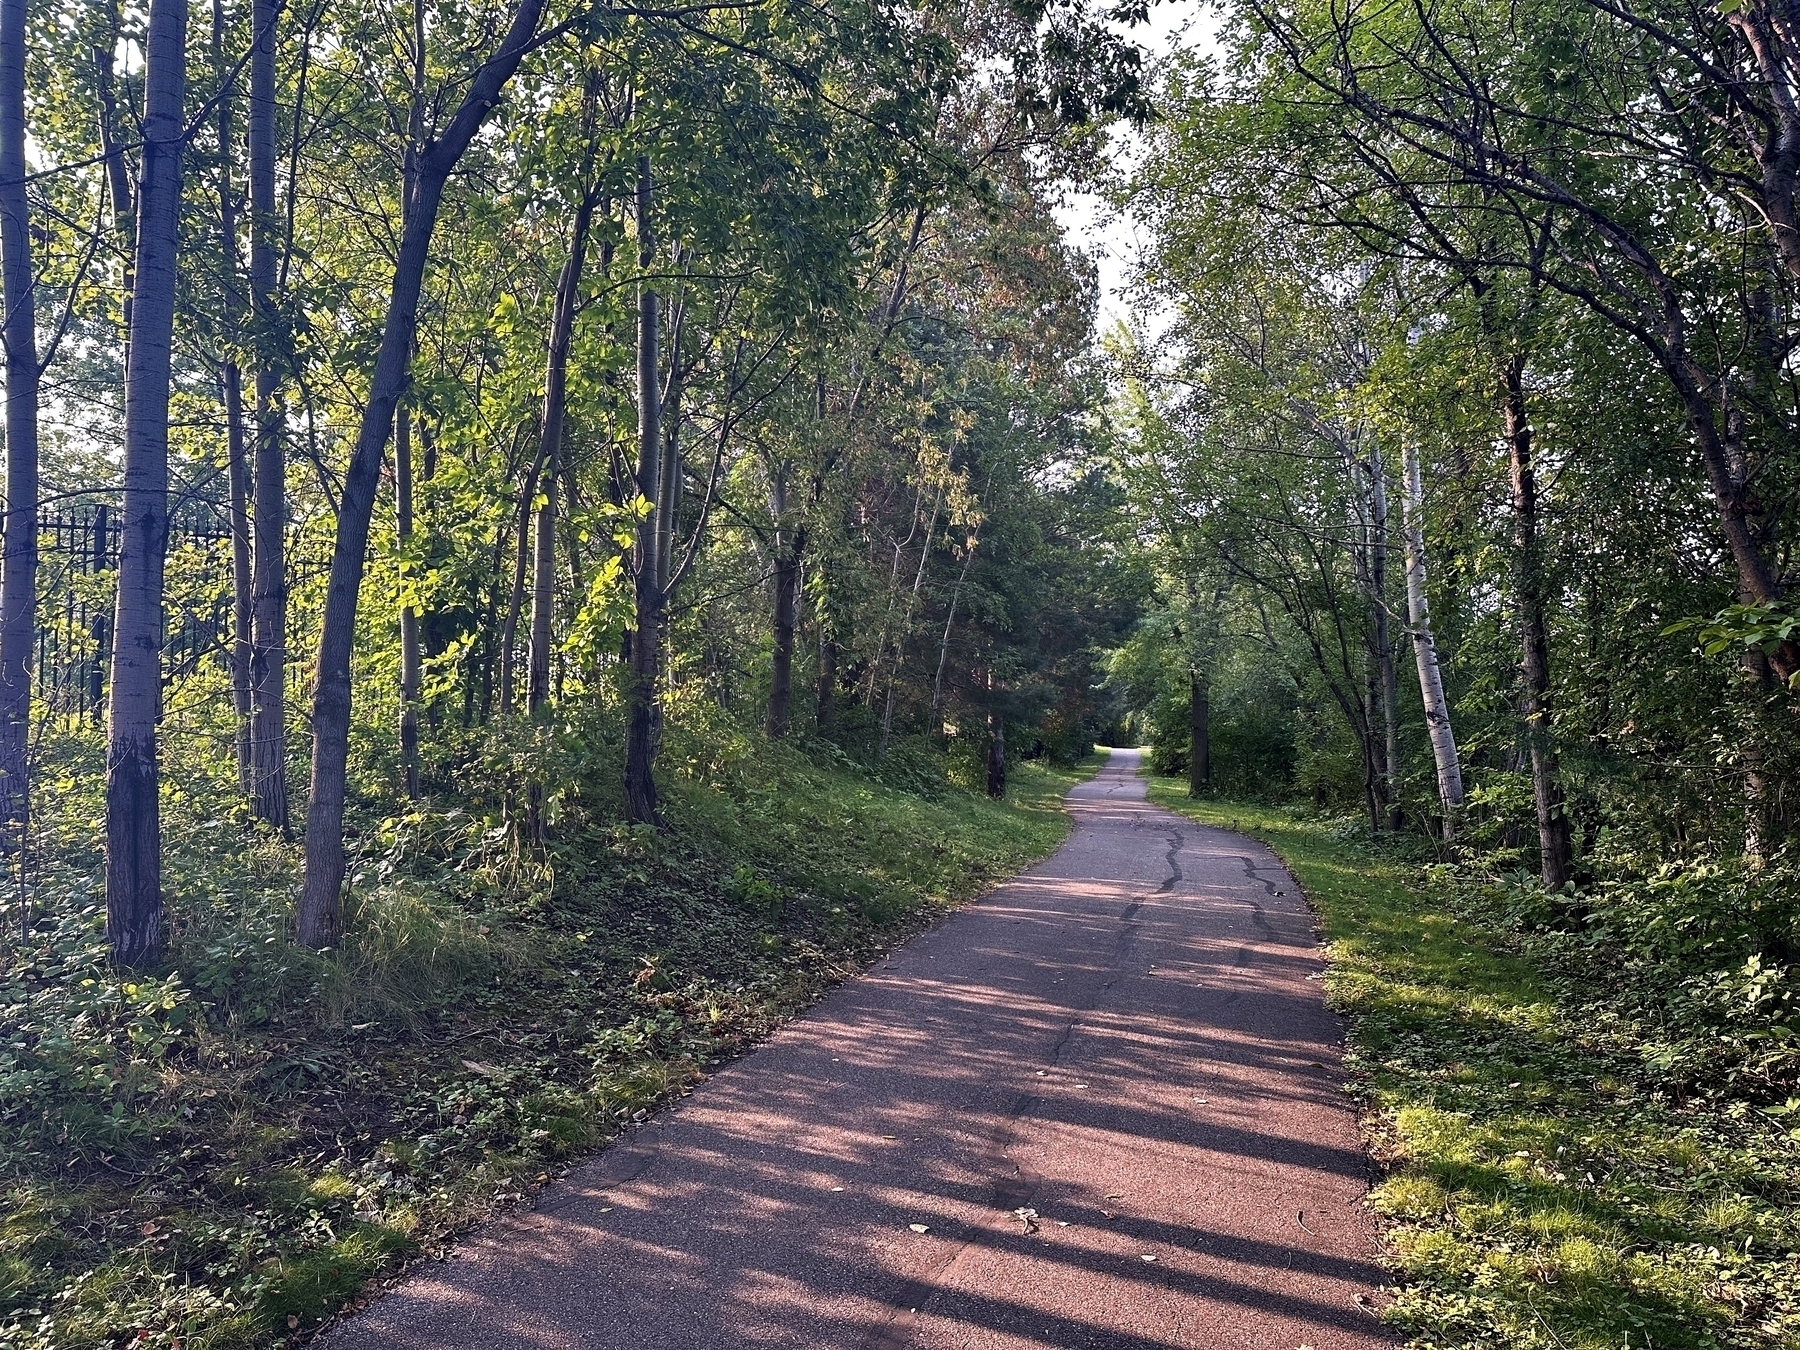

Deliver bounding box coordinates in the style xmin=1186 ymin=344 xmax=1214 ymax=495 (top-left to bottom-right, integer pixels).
xmin=247 ymin=0 xmax=287 ymax=828
xmin=623 ymin=154 xmax=664 ymax=826
xmin=1398 ymin=437 xmax=1465 ymax=832
xmin=106 ymin=0 xmax=189 ymax=968
xmin=0 ymin=0 xmax=37 ymax=851
xmin=297 ymin=0 xmax=548 ymax=947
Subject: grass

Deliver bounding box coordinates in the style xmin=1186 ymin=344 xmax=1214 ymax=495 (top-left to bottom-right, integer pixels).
xmin=1146 ymin=780 xmax=1800 ymax=1350
xmin=0 ymin=727 xmax=1097 ymax=1350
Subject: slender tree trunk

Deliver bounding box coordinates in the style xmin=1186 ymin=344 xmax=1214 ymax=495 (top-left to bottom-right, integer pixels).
xmin=1345 ymin=466 xmax=1386 ymax=834
xmin=1501 ymin=358 xmax=1572 ymax=889
xmin=497 ymin=450 xmax=539 ymax=716
xmin=524 ymin=186 xmax=595 ymax=843
xmin=1740 ymin=641 xmax=1773 ymax=865
xmin=650 ymin=304 xmax=684 ymax=759
xmin=1188 ymin=670 xmax=1210 ymax=797
xmin=396 ymin=409 xmax=420 ymax=798
xmin=106 ymin=0 xmax=187 ymax=968
xmin=655 ymin=302 xmax=683 ymax=612
xmin=623 ymin=154 xmax=663 ymax=826
xmin=1399 ymin=440 xmax=1465 ymax=833
xmin=529 ymin=198 xmax=593 ymax=716
xmin=0 ymin=0 xmax=36 ymax=852
xmin=816 ymin=629 xmax=837 ymax=731
xmin=298 ymin=0 xmax=546 ymax=946
xmin=216 ymin=0 xmax=252 ymax=795
xmin=931 ymin=543 xmax=975 ymax=720
xmin=765 ymin=463 xmax=800 ymax=738
xmin=1369 ymin=443 xmax=1401 ymax=830
xmin=878 ymin=485 xmax=941 ymax=756
xmin=986 ymin=704 xmax=1006 ymax=798
xmin=93 ymin=0 xmax=134 ymax=342
xmin=247 ymin=0 xmax=287 ymax=828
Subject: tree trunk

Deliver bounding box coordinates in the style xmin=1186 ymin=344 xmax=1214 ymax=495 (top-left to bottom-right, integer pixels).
xmin=106 ymin=0 xmax=187 ymax=968
xmin=931 ymin=545 xmax=974 ymax=722
xmin=765 ymin=463 xmax=799 ymax=738
xmin=247 ymin=0 xmax=287 ymax=829
xmin=986 ymin=705 xmax=1006 ymax=798
xmin=1187 ymin=670 xmax=1210 ymax=796
xmin=1501 ymin=357 xmax=1572 ymax=889
xmin=1368 ymin=442 xmax=1401 ymax=830
xmin=1399 ymin=440 xmax=1465 ymax=833
xmin=93 ymin=0 xmax=135 ymax=342
xmin=216 ymin=0 xmax=252 ymax=796
xmin=879 ymin=485 xmax=942 ymax=756
xmin=624 ymin=154 xmax=663 ymax=826
xmin=524 ymin=186 xmax=595 ymax=843
xmin=1740 ymin=642 xmax=1773 ymax=865
xmin=0 ymin=0 xmax=37 ymax=852
xmin=298 ymin=0 xmax=546 ymax=946
xmin=497 ymin=450 xmax=539 ymax=716
xmin=396 ymin=409 xmax=421 ymax=798
xmin=530 ymin=198 xmax=593 ymax=715
xmin=816 ymin=629 xmax=837 ymax=731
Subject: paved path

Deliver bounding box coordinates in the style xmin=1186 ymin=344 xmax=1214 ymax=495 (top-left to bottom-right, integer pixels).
xmin=321 ymin=749 xmax=1392 ymax=1350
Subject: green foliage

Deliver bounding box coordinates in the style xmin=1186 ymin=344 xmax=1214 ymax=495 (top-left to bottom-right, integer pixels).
xmin=1665 ymin=606 xmax=1800 ymax=693
xmin=1152 ymin=782 xmax=1800 ymax=1349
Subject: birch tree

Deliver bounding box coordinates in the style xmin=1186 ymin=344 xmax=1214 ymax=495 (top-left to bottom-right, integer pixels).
xmin=1399 ymin=439 xmax=1465 ymax=831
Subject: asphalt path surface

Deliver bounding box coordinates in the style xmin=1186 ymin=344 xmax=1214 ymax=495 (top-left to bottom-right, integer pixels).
xmin=319 ymin=748 xmax=1393 ymax=1349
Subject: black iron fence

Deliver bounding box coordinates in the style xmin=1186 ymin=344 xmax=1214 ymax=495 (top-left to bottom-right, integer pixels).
xmin=35 ymin=501 xmax=237 ymax=722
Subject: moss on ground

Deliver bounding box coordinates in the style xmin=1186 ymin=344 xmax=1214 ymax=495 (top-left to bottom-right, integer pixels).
xmin=1147 ymin=780 xmax=1800 ymax=1350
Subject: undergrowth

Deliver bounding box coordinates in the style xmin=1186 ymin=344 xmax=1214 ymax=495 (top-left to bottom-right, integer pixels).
xmin=1148 ymin=779 xmax=1800 ymax=1350
xmin=0 ymin=714 xmax=1093 ymax=1350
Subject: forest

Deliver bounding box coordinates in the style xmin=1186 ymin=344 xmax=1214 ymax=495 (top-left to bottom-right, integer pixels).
xmin=2 ymin=0 xmax=1799 ymax=1343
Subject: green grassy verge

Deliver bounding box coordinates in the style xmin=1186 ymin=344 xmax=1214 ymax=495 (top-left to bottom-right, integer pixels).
xmin=1147 ymin=780 xmax=1800 ymax=1350
xmin=1 ymin=735 xmax=1096 ymax=1350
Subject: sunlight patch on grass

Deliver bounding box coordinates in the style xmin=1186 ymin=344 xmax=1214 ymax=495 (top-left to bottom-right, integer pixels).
xmin=1147 ymin=779 xmax=1799 ymax=1350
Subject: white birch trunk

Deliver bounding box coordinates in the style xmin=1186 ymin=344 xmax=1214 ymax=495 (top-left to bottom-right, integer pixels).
xmin=1400 ymin=440 xmax=1465 ymax=831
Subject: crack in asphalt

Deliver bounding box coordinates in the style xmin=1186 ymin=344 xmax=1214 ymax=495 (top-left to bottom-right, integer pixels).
xmin=1235 ymin=855 xmax=1281 ymax=943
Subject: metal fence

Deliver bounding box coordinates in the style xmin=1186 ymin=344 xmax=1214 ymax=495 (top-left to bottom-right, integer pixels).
xmin=35 ymin=501 xmax=237 ymax=722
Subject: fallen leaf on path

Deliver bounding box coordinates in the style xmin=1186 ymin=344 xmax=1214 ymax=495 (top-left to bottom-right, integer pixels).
xmin=1013 ymin=1207 xmax=1039 ymax=1233
xmin=908 ymin=1224 xmax=930 ymax=1233
xmin=1140 ymin=1254 xmax=1157 ymax=1262
xmin=1105 ymin=1192 xmax=1123 ymax=1199
xmin=830 ymin=1187 xmax=845 ymax=1192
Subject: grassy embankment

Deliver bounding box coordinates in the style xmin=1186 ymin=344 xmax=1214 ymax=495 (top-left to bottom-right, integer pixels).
xmin=1148 ymin=779 xmax=1800 ymax=1350
xmin=1 ymin=729 xmax=1096 ymax=1350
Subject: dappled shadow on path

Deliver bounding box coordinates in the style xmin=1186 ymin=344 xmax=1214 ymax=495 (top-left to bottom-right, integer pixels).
xmin=319 ymin=750 xmax=1393 ymax=1350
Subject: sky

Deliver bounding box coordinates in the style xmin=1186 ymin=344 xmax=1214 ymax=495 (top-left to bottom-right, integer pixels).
xmin=1052 ymin=0 xmax=1219 ymax=333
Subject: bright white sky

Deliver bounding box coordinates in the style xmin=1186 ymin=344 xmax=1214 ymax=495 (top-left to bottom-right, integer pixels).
xmin=1053 ymin=0 xmax=1220 ymax=331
